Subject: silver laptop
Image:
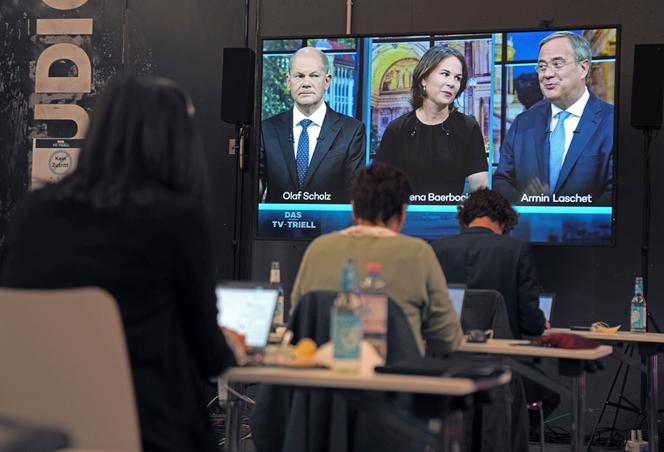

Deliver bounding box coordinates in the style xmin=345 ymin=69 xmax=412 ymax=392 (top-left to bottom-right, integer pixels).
xmin=448 ymin=284 xmax=467 ymax=317
xmin=539 ymin=293 xmax=556 ymax=324
xmin=216 ymin=282 xmax=279 ymax=350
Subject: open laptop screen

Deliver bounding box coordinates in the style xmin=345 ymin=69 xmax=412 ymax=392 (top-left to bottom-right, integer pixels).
xmin=539 ymin=293 xmax=555 ymax=323
xmin=216 ymin=284 xmax=279 ymax=348
xmin=448 ymin=284 xmax=467 ymax=317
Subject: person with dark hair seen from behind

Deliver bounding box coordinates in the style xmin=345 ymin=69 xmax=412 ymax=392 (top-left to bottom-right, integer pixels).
xmin=431 ymin=188 xmax=546 ymax=339
xmin=291 ymin=162 xmax=462 ymax=354
xmin=374 ymin=45 xmax=488 ymax=201
xmin=493 ymin=31 xmax=613 ymax=205
xmin=0 ymin=75 xmax=243 ymax=452
xmin=431 ymin=188 xmax=555 ymax=447
xmin=513 ymin=72 xmax=543 ymax=110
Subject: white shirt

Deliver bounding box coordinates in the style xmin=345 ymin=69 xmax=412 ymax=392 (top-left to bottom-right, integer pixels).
xmin=292 ymin=103 xmax=327 ymax=164
xmin=549 ymin=88 xmax=590 ymax=161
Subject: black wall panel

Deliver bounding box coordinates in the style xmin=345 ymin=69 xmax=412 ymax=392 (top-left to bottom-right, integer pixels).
xmin=125 ymin=0 xmax=247 ymax=280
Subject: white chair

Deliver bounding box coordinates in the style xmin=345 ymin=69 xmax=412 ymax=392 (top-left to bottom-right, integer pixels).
xmin=0 ymin=287 xmax=141 ymax=451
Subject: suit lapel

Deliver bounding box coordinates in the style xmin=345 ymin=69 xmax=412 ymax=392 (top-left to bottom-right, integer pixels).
xmin=534 ymin=104 xmax=551 ymax=184
xmin=276 ymin=111 xmax=299 ymax=189
xmin=555 ymin=95 xmax=601 ymax=191
xmin=302 ymin=108 xmax=341 ymax=189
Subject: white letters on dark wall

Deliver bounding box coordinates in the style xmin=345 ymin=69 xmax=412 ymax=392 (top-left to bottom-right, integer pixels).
xmin=0 ymin=0 xmax=124 ymax=245
xmin=32 ymin=1 xmax=93 ymax=187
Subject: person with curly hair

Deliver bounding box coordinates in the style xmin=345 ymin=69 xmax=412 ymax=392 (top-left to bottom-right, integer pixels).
xmin=291 ymin=162 xmax=462 ymax=354
xmin=433 ymin=188 xmax=557 ymax=451
xmin=431 ymin=188 xmax=546 ymax=338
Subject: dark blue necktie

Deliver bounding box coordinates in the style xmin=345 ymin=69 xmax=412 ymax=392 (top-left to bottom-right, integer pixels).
xmin=296 ymin=119 xmax=312 ymax=187
xmin=548 ymin=110 xmax=571 ymax=191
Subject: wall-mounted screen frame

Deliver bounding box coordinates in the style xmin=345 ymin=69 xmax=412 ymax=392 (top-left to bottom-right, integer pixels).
xmin=255 ymin=25 xmax=619 ymax=245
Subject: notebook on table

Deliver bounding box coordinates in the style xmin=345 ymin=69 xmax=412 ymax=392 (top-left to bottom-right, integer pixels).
xmin=216 ymin=282 xmax=279 ymax=351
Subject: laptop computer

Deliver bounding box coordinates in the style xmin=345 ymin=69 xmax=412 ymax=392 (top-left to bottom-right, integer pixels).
xmin=216 ymin=282 xmax=280 ymax=350
xmin=448 ymin=284 xmax=467 ymax=317
xmin=539 ymin=293 xmax=556 ymax=324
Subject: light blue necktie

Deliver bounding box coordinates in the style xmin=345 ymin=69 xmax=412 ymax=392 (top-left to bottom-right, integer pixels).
xmin=548 ymin=110 xmax=571 ymax=191
xmin=296 ymin=119 xmax=312 ymax=188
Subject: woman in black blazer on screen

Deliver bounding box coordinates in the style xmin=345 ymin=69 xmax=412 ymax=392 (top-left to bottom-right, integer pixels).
xmin=0 ymin=75 xmax=239 ymax=452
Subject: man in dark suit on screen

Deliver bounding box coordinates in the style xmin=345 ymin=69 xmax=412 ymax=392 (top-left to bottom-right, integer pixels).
xmin=493 ymin=31 xmax=613 ymax=206
xmin=260 ymin=47 xmax=365 ymax=203
xmin=431 ymin=188 xmax=546 ymax=339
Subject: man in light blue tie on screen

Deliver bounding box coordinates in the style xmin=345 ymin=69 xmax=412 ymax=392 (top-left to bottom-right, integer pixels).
xmin=494 ymin=31 xmax=614 ymax=206
xmin=260 ymin=47 xmax=365 ymax=203
xmin=548 ymin=110 xmax=571 ymax=190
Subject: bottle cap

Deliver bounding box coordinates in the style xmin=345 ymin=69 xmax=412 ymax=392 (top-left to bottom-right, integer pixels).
xmin=270 ymin=261 xmax=281 ymax=284
xmin=366 ymin=262 xmax=382 ymax=274
xmin=340 ymin=258 xmax=358 ymax=291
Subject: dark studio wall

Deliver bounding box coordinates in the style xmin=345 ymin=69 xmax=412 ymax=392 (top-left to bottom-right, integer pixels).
xmin=124 ymin=0 xmax=249 ymax=280
xmin=2 ymin=0 xmax=664 ymax=438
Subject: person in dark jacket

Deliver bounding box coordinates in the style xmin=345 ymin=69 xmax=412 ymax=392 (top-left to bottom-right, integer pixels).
xmin=431 ymin=188 xmax=546 ymax=338
xmin=431 ymin=188 xmax=556 ymax=446
xmin=0 ymin=74 xmax=239 ymax=452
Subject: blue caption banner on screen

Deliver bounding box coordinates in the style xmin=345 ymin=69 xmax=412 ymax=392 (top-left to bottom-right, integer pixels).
xmin=257 ymin=204 xmax=612 ymax=243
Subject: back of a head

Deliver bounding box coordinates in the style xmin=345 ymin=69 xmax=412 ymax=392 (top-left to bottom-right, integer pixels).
xmin=56 ymin=74 xmax=204 ymax=209
xmin=457 ymin=188 xmax=518 ymax=233
xmin=351 ymin=162 xmax=412 ymax=225
xmin=513 ymin=72 xmax=543 ymax=109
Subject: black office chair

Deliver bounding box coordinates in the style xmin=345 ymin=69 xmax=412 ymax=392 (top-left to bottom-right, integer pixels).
xmin=250 ymin=290 xmax=434 ymax=452
xmin=289 ymin=290 xmax=421 ymax=361
xmin=460 ymin=289 xmax=514 ymax=339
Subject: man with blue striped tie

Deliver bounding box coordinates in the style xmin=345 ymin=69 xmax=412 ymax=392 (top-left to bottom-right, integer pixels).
xmin=260 ymin=47 xmax=365 ymax=204
xmin=494 ymin=31 xmax=614 ymax=206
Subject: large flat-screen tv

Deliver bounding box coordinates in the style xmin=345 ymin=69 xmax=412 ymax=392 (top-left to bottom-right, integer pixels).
xmin=256 ymin=26 xmax=618 ymax=244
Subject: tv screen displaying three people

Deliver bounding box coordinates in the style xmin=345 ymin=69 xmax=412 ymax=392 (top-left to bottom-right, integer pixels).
xmin=257 ymin=26 xmax=618 ymax=244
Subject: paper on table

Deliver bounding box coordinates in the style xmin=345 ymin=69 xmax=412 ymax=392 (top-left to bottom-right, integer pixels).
xmin=316 ymin=340 xmax=385 ymax=374
xmin=590 ymin=322 xmax=621 ymax=334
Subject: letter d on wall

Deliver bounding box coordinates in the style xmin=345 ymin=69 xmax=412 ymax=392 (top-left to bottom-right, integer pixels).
xmin=35 ymin=43 xmax=92 ymax=93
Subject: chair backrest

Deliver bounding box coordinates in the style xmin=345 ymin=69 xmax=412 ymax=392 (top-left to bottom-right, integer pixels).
xmin=290 ymin=290 xmax=421 ymax=362
xmin=0 ymin=287 xmax=141 ymax=450
xmin=461 ymin=289 xmax=514 ymax=339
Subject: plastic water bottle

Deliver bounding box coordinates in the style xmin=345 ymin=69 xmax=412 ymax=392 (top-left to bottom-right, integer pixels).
xmin=625 ymin=429 xmax=648 ymax=451
xmin=630 ymin=277 xmax=647 ymax=333
xmin=635 ymin=429 xmax=648 ymax=451
xmin=269 ymin=261 xmax=284 ymax=326
xmin=359 ymin=262 xmax=388 ymax=360
xmin=331 ymin=258 xmax=362 ymax=373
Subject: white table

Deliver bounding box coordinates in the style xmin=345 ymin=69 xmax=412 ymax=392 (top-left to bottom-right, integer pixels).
xmin=221 ymin=365 xmax=511 ymax=452
xmin=548 ymin=328 xmax=664 ymax=451
xmin=458 ymin=338 xmax=613 ymax=452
